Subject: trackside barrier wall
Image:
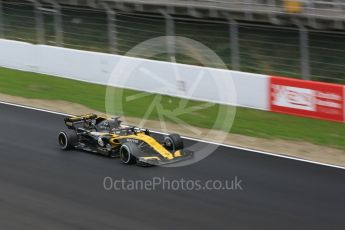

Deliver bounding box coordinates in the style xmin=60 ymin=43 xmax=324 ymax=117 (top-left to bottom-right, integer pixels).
xmin=0 ymin=39 xmax=268 ymax=110
xmin=1 ymin=39 xmax=344 ymax=122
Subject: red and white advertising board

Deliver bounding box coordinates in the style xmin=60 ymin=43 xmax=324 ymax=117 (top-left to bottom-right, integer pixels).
xmin=269 ymin=76 xmax=345 ymax=122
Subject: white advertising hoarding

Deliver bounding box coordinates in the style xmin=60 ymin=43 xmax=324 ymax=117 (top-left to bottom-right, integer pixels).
xmin=0 ymin=39 xmax=269 ymax=110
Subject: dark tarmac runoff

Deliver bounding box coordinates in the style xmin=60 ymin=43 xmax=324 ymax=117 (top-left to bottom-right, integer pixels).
xmin=0 ymin=103 xmax=344 ymax=230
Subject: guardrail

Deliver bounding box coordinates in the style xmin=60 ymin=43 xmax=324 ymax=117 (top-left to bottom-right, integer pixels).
xmin=101 ymin=0 xmax=345 ymax=19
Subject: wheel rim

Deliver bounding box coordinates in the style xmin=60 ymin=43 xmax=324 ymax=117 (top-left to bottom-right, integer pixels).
xmin=164 ymin=137 xmax=175 ymax=152
xmin=58 ymin=133 xmax=67 ymax=149
xmin=120 ymin=146 xmax=130 ymax=163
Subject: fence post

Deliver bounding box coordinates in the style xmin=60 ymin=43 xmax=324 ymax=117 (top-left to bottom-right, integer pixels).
xmin=43 ymin=0 xmax=63 ymax=46
xmin=333 ymin=0 xmax=343 ymax=29
xmin=223 ymin=13 xmax=240 ymax=70
xmin=160 ymin=10 xmax=175 ymax=60
xmin=244 ymin=0 xmax=253 ymax=20
xmin=307 ymin=0 xmax=317 ymax=28
xmin=0 ymin=0 xmax=3 ymax=38
xmin=299 ymin=26 xmax=310 ymax=80
xmin=100 ymin=2 xmax=117 ymax=54
xmin=230 ymin=20 xmax=240 ymax=70
xmin=50 ymin=0 xmax=63 ymax=46
xmin=28 ymin=0 xmax=45 ymax=44
xmin=268 ymin=0 xmax=280 ymax=25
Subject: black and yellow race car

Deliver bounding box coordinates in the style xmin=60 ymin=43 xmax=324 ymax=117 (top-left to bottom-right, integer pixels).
xmin=58 ymin=114 xmax=193 ymax=166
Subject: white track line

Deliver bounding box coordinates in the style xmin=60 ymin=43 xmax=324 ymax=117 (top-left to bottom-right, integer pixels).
xmin=1 ymin=100 xmax=345 ymax=170
xmin=0 ymin=101 xmax=71 ymax=116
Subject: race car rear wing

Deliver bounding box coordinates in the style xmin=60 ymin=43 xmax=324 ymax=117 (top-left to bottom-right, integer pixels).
xmin=64 ymin=114 xmax=98 ymax=128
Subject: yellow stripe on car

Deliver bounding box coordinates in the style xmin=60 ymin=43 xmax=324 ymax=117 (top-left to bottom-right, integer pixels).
xmin=174 ymin=150 xmax=182 ymax=157
xmin=117 ymin=133 xmax=174 ymax=160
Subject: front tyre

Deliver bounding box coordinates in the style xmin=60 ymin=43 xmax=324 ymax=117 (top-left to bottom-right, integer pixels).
xmin=164 ymin=133 xmax=184 ymax=152
xmin=58 ymin=129 xmax=77 ymax=150
xmin=120 ymin=142 xmax=138 ymax=164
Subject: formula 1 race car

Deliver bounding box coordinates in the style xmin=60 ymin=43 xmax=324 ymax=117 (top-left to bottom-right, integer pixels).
xmin=58 ymin=114 xmax=193 ymax=166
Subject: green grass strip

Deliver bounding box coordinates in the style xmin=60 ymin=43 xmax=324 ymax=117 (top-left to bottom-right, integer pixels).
xmin=0 ymin=67 xmax=345 ymax=149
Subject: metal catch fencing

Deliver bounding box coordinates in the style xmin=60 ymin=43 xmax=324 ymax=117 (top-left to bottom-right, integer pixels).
xmin=1 ymin=0 xmax=345 ymax=83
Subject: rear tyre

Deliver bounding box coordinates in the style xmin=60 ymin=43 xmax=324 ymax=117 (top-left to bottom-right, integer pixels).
xmin=164 ymin=133 xmax=184 ymax=152
xmin=120 ymin=142 xmax=138 ymax=164
xmin=58 ymin=129 xmax=77 ymax=150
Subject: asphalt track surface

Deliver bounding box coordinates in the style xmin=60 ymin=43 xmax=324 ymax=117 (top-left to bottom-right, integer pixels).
xmin=1 ymin=103 xmax=345 ymax=230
